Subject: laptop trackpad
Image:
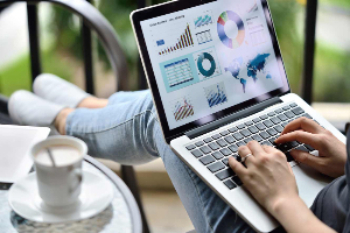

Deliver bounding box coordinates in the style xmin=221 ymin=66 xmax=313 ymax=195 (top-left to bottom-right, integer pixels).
xmin=293 ymin=164 xmax=333 ymax=208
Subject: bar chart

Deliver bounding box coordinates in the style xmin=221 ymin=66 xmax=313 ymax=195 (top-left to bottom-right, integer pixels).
xmin=158 ymin=24 xmax=194 ymax=56
xmin=172 ymin=97 xmax=195 ymax=121
xmin=204 ymin=82 xmax=228 ymax=108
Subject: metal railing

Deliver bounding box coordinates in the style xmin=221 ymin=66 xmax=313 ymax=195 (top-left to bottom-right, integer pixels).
xmin=302 ymin=0 xmax=318 ymax=105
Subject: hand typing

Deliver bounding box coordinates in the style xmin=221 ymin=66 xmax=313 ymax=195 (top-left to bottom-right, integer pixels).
xmin=275 ymin=117 xmax=346 ymax=178
xmin=229 ymin=141 xmax=298 ymax=215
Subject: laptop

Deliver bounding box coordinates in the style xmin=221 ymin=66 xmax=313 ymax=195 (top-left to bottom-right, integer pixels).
xmin=131 ymin=0 xmax=346 ymax=232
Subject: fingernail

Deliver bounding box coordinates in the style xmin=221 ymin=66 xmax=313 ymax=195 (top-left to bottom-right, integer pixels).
xmin=228 ymin=157 xmax=235 ymax=167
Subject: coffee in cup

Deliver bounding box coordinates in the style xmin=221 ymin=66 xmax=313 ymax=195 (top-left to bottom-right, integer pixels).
xmin=30 ymin=136 xmax=88 ymax=207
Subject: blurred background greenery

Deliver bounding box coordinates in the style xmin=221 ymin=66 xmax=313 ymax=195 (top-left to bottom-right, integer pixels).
xmin=0 ymin=0 xmax=349 ymax=101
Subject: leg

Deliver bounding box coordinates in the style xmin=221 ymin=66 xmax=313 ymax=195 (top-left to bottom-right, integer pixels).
xmin=55 ymin=89 xmax=152 ymax=132
xmin=154 ymin=124 xmax=256 ymax=233
xmin=77 ymin=97 xmax=108 ymax=109
xmin=107 ymin=90 xmax=151 ymax=106
xmin=55 ymin=91 xmax=155 ymax=136
xmin=63 ymin=90 xmax=158 ymax=165
xmin=76 ymin=90 xmax=150 ymax=109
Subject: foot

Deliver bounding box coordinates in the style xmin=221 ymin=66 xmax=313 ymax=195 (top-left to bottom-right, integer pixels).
xmin=33 ymin=73 xmax=91 ymax=108
xmin=54 ymin=108 xmax=74 ymax=135
xmin=8 ymin=90 xmax=66 ymax=127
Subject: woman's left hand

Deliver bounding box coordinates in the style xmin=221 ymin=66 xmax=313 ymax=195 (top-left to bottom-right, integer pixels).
xmin=229 ymin=141 xmax=299 ymax=215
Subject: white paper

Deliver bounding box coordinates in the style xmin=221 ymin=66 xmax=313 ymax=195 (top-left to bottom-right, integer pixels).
xmin=0 ymin=125 xmax=50 ymax=183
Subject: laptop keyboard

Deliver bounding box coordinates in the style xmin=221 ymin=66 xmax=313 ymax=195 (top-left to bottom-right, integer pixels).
xmin=185 ymin=102 xmax=319 ymax=190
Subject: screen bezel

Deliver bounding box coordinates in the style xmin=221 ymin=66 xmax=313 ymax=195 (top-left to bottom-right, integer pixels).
xmin=131 ymin=0 xmax=290 ymax=143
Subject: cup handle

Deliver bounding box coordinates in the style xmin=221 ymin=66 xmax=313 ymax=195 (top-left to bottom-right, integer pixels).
xmin=69 ymin=168 xmax=83 ymax=194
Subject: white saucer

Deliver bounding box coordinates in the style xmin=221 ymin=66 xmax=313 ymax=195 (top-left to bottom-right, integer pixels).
xmin=8 ymin=170 xmax=114 ymax=223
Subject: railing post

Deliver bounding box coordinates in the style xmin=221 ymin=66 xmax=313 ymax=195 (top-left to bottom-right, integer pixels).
xmin=137 ymin=0 xmax=147 ymax=90
xmin=121 ymin=166 xmax=150 ymax=233
xmin=27 ymin=3 xmax=41 ymax=83
xmin=82 ymin=0 xmax=95 ymax=94
xmin=301 ymin=0 xmax=318 ymax=104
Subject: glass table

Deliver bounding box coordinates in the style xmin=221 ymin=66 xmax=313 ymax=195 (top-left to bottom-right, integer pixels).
xmin=0 ymin=156 xmax=142 ymax=233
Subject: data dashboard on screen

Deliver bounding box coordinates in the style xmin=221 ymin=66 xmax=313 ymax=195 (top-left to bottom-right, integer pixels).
xmin=140 ymin=0 xmax=283 ymax=130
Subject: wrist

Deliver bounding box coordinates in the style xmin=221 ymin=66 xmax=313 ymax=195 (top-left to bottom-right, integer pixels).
xmin=272 ymin=195 xmax=315 ymax=226
xmin=269 ymin=196 xmax=331 ymax=233
xmin=269 ymin=195 xmax=303 ymax=218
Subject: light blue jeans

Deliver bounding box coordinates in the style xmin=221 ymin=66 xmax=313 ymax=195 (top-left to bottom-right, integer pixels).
xmin=66 ymin=90 xmax=256 ymax=233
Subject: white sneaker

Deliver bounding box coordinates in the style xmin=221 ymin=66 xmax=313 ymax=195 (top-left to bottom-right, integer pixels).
xmin=33 ymin=73 xmax=90 ymax=108
xmin=8 ymin=90 xmax=65 ymax=127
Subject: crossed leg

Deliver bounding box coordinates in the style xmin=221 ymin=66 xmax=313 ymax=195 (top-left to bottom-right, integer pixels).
xmin=54 ymin=91 xmax=148 ymax=135
xmin=55 ymin=96 xmax=108 ymax=135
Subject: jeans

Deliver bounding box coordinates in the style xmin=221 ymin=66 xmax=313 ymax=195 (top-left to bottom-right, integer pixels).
xmin=66 ymin=90 xmax=256 ymax=233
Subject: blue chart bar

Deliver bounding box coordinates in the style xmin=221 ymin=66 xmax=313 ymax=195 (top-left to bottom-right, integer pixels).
xmin=164 ymin=58 xmax=194 ymax=87
xmin=157 ymin=40 xmax=165 ymax=46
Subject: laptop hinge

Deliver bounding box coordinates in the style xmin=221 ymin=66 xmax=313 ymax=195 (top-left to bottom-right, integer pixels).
xmin=185 ymin=97 xmax=282 ymax=140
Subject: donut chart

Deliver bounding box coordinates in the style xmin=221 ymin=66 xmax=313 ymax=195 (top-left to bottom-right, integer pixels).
xmin=217 ymin=11 xmax=245 ymax=49
xmin=197 ymin=52 xmax=217 ymax=77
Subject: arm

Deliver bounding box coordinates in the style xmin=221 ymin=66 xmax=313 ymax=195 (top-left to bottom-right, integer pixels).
xmin=229 ymin=139 xmax=337 ymax=233
xmin=272 ymin=196 xmax=336 ymax=233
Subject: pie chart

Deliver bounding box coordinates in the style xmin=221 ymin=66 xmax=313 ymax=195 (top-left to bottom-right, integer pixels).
xmin=197 ymin=52 xmax=217 ymax=77
xmin=217 ymin=11 xmax=245 ymax=49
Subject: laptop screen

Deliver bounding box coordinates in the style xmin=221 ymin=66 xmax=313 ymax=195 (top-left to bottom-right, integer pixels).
xmin=139 ymin=0 xmax=287 ymax=131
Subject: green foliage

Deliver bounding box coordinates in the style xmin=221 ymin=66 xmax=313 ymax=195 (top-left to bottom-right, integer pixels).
xmin=49 ymin=0 xmax=142 ymax=88
xmin=50 ymin=5 xmax=83 ymax=59
xmin=314 ymin=47 xmax=350 ymax=102
xmin=96 ymin=0 xmax=141 ymax=89
xmin=0 ymin=55 xmax=31 ymax=96
xmin=0 ymin=49 xmax=75 ymax=96
xmin=322 ymin=0 xmax=350 ymax=8
xmin=268 ymin=0 xmax=304 ymax=94
xmin=97 ymin=0 xmax=139 ymax=65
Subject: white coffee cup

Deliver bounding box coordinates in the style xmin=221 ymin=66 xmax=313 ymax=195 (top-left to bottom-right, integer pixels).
xmin=30 ymin=136 xmax=88 ymax=207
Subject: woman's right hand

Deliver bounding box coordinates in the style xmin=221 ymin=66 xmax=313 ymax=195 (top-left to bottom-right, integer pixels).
xmin=275 ymin=117 xmax=347 ymax=178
